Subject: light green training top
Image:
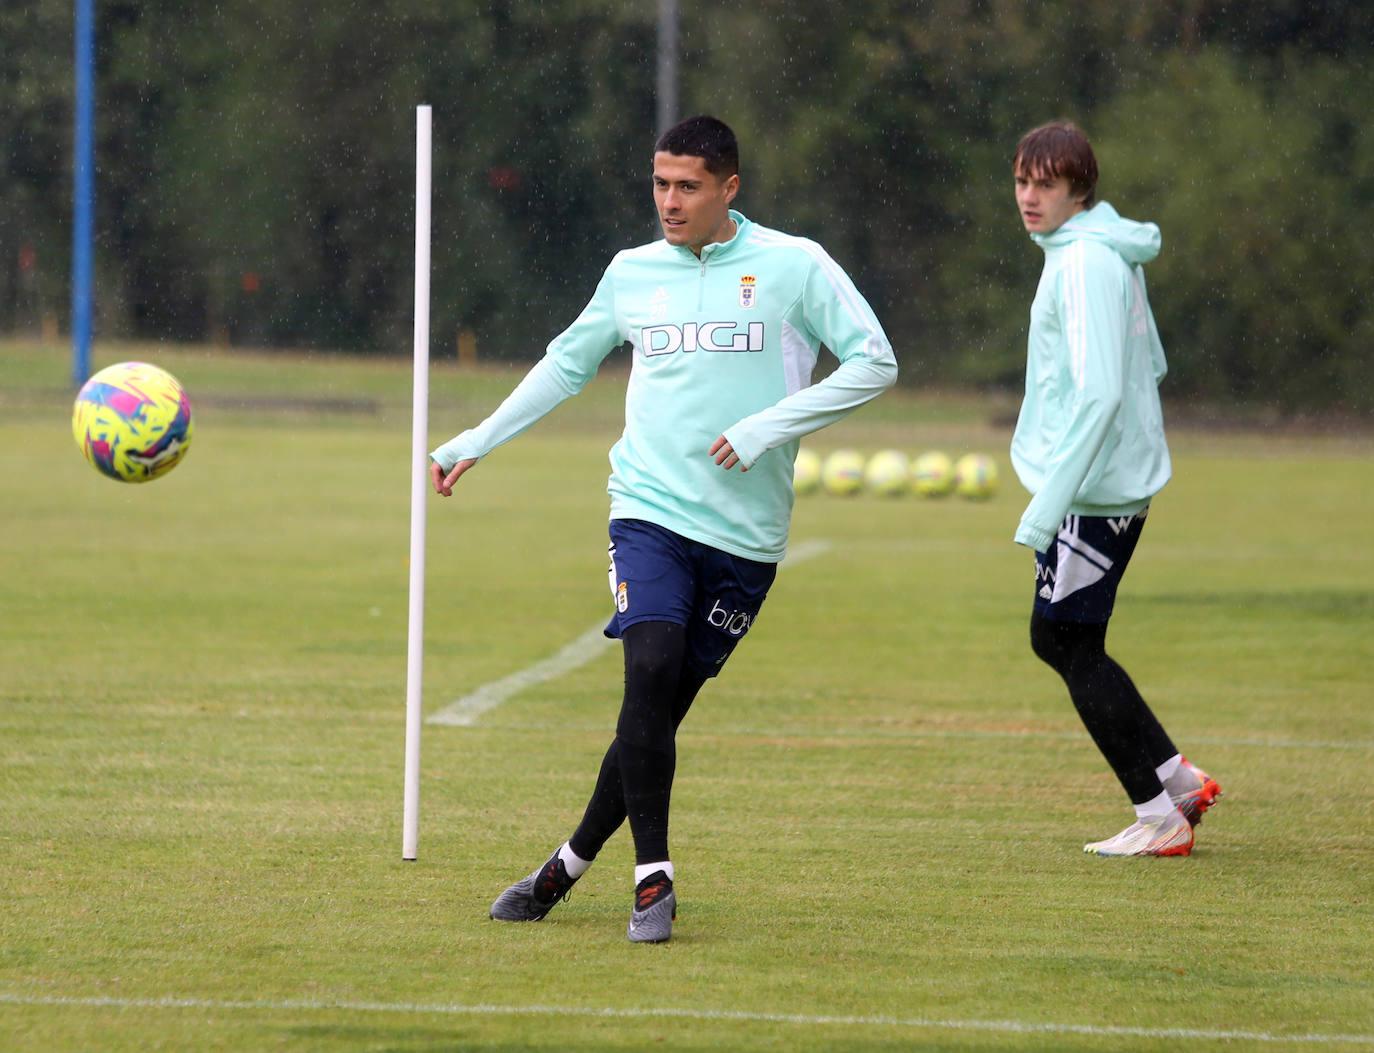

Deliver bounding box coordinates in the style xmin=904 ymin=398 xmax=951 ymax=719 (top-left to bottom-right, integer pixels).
xmin=431 ymin=210 xmax=897 ymax=562
xmin=1011 ymin=201 xmax=1172 ymax=552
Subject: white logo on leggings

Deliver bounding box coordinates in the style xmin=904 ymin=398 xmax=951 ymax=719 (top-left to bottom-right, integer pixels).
xmin=707 ymin=599 xmax=753 ymax=636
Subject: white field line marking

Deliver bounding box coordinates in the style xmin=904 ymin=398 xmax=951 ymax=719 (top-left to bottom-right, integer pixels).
xmin=776 ymin=537 xmax=834 ymax=566
xmin=427 ymin=539 xmax=833 ymax=728
xmin=1 ymin=992 xmax=1369 ymax=1046
xmin=426 ymin=623 xmax=614 ymax=728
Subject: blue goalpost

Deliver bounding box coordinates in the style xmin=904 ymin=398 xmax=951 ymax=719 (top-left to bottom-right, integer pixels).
xmin=72 ymin=0 xmax=95 ymax=387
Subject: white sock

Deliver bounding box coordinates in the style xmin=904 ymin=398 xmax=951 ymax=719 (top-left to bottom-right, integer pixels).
xmin=634 ymin=861 xmax=673 ymax=886
xmin=1134 ymin=790 xmax=1177 ymax=822
xmin=557 ymin=842 xmax=592 ymax=879
xmin=1155 ymin=753 xmax=1183 ymax=785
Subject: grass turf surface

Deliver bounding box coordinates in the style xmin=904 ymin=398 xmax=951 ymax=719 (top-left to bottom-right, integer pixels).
xmin=2 ymin=341 xmax=1372 ymax=1051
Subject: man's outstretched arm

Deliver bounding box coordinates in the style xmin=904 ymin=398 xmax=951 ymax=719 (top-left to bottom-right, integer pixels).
xmin=428 ymin=266 xmax=622 ymax=490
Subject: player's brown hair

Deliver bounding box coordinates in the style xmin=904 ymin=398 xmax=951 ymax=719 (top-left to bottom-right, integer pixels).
xmin=1013 ymin=121 xmax=1098 ymax=207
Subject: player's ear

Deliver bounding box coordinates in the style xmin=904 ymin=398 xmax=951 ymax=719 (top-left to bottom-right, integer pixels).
xmin=723 ymin=173 xmax=740 ymax=205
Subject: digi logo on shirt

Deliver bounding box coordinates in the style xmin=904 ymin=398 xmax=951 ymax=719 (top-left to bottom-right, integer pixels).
xmin=641 ymin=321 xmax=765 ymax=356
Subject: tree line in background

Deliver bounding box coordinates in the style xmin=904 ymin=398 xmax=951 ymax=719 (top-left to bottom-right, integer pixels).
xmin=3 ymin=0 xmax=1371 ymax=414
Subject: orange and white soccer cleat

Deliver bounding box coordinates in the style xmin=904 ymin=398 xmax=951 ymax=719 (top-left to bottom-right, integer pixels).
xmin=1167 ymin=757 xmax=1223 ymax=828
xmin=1084 ymin=808 xmax=1195 ymax=857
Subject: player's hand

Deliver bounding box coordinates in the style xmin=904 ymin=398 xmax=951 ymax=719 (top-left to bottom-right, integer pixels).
xmin=430 ymin=457 xmax=477 ymax=496
xmin=709 ymin=436 xmax=747 ymax=472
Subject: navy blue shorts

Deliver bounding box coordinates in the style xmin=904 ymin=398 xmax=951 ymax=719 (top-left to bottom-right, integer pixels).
xmin=1033 ymin=508 xmax=1149 ymax=623
xmin=604 ymin=519 xmax=778 ymax=678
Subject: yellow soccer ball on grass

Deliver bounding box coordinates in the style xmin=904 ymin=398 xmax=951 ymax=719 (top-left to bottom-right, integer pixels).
xmin=953 ymin=452 xmax=999 ymax=500
xmin=793 ymin=447 xmax=822 ymax=496
xmin=821 ymin=450 xmax=865 ymax=496
xmin=864 ymin=449 xmax=910 ymax=497
xmin=910 ymin=451 xmax=955 ymax=497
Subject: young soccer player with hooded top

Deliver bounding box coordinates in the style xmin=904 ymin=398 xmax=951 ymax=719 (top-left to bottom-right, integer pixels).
xmin=430 ymin=116 xmax=896 ymax=940
xmin=1010 ymin=120 xmax=1223 ymax=857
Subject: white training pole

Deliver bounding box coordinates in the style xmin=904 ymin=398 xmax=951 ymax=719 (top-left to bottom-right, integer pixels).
xmin=403 ymin=104 xmax=432 ymax=861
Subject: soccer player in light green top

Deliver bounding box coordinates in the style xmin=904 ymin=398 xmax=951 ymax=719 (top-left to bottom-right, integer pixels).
xmin=430 ymin=115 xmax=896 ymax=941
xmin=1010 ymin=120 xmax=1222 ymax=858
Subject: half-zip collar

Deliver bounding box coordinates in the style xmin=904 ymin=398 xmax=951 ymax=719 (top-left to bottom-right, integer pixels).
xmin=673 ymin=210 xmax=750 ymax=308
xmin=668 ymin=210 xmax=751 ymax=265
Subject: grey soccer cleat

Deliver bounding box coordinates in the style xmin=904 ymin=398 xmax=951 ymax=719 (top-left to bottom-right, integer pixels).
xmin=490 ymin=851 xmax=579 ymax=922
xmin=627 ymin=871 xmax=676 ymax=944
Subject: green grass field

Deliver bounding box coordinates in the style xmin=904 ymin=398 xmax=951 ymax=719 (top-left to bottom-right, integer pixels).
xmin=2 ymin=341 xmax=1372 ymax=1051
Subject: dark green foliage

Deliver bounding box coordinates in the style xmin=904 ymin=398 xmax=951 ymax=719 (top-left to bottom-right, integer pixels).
xmin=1095 ymin=52 xmax=1374 ymax=414
xmin=2 ymin=0 xmax=1369 ymax=411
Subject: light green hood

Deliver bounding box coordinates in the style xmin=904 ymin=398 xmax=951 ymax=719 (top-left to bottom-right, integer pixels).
xmin=1032 ymin=201 xmax=1161 ymax=267
xmin=1011 ymin=199 xmax=1171 ymax=551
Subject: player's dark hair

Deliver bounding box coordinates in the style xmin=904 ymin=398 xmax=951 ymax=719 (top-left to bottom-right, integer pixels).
xmin=655 ymin=115 xmax=739 ymax=178
xmin=1014 ymin=120 xmax=1098 ymax=207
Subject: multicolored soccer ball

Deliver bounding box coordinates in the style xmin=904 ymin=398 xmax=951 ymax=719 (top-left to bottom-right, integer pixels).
xmin=953 ymin=452 xmax=998 ymax=500
xmin=864 ymin=449 xmax=910 ymax=497
xmin=911 ymin=451 xmax=955 ymax=497
xmin=793 ymin=447 xmax=822 ymax=496
xmin=821 ymin=449 xmax=865 ymax=496
xmin=72 ymin=361 xmax=194 ymax=483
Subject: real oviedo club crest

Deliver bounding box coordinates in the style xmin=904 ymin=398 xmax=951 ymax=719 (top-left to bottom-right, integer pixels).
xmin=739 ymin=275 xmax=756 ymax=309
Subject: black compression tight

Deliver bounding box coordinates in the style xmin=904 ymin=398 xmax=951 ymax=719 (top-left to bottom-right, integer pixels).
xmin=1029 ymin=612 xmax=1178 ymax=805
xmin=568 ymin=621 xmax=709 ymax=865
